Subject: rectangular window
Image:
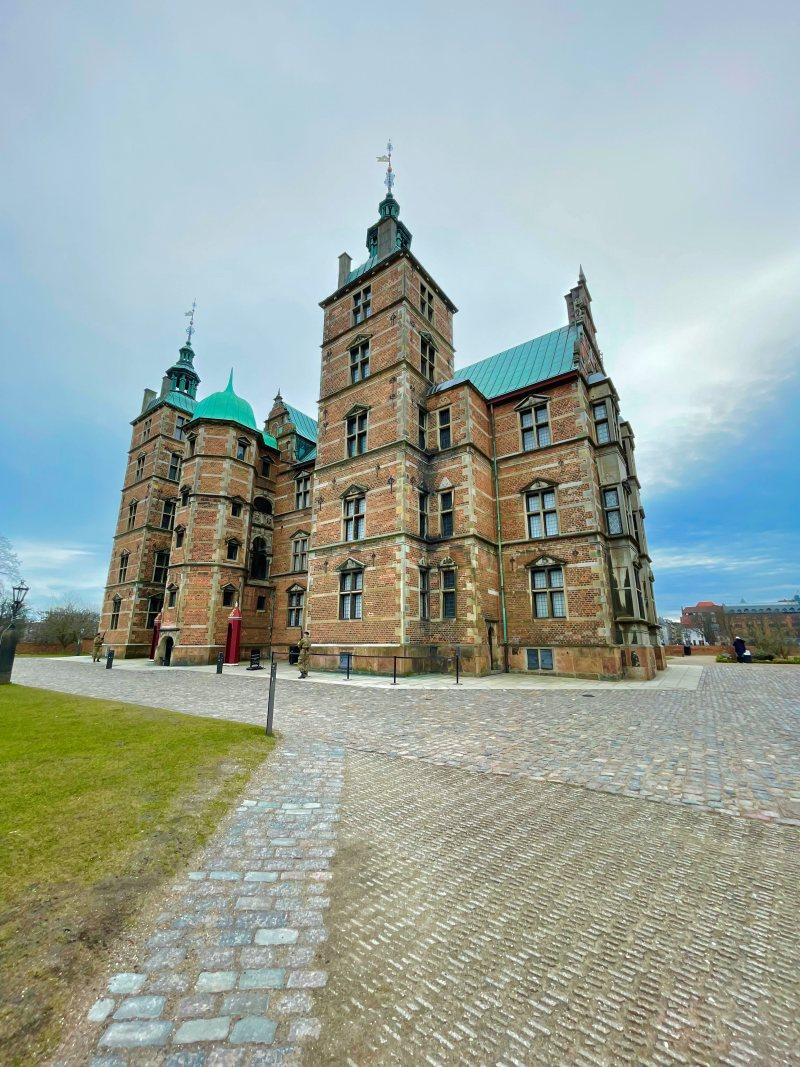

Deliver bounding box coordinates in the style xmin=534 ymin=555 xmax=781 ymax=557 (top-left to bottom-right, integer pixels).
xmin=635 ymin=568 xmax=646 ymax=619
xmin=127 ymin=501 xmax=138 ymax=530
xmin=287 ymin=588 xmax=304 ymax=627
xmin=292 ymin=536 xmax=308 ymax=572
xmin=143 ymin=418 xmax=151 ymax=440
xmin=136 ymin=455 xmax=145 ymax=480
xmin=343 ymin=495 xmax=365 ymax=541
xmin=168 ymin=452 xmax=181 ymax=481
xmin=261 ymin=457 xmax=271 ymax=477
xmin=419 ymin=568 xmax=430 ymax=620
xmin=339 ymin=569 xmax=363 ymax=620
xmin=175 ymin=527 xmax=185 ymax=548
xmin=421 ymin=337 xmax=435 ymax=382
xmin=593 ymin=401 xmax=611 ymax=444
xmin=231 ymin=500 xmax=242 ymax=517
xmin=525 ymin=489 xmax=559 ymax=539
xmin=118 ymin=553 xmax=129 ymax=582
xmin=110 ymin=598 xmax=121 ymax=630
xmin=146 ymin=595 xmax=162 ymax=629
xmin=420 ymin=283 xmax=434 ymax=323
xmin=222 ymin=586 xmax=236 ymax=607
xmin=346 ymin=411 xmax=368 ymax=456
xmin=441 ymin=568 xmax=456 ymax=619
xmin=160 ymin=499 xmax=175 ymax=530
xmin=188 ymin=436 xmax=196 ymax=456
xmin=440 ymin=490 xmax=454 ymax=538
xmin=418 ymin=406 xmax=428 ymax=449
xmin=153 ymin=550 xmax=170 ymax=584
xmin=418 ymin=491 xmax=429 ymax=537
xmin=438 ymin=407 xmax=451 ymax=449
xmin=349 ymin=341 xmax=370 ymax=383
xmin=175 ymin=416 xmax=187 ymax=441
xmin=295 ymin=475 xmax=310 ymax=509
xmin=236 ymin=440 xmax=247 ymax=461
xmin=256 ymin=595 xmax=266 ymax=612
xmin=167 ymin=586 xmax=177 ymax=607
xmin=227 ymin=541 xmax=239 ymax=561
xmin=520 ymin=404 xmax=551 ymax=450
xmin=352 ymin=285 xmax=371 ymax=324
xmin=531 ymin=565 xmax=566 ymax=618
xmin=526 ymin=647 xmax=554 ymax=670
xmin=603 ymin=487 xmax=623 ymax=535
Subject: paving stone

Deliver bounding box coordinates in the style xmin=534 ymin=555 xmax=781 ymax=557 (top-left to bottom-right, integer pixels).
xmin=286 ymin=970 xmax=326 ymax=988
xmin=107 ymin=973 xmax=146 ymax=995
xmin=99 ymin=1020 xmax=172 ymax=1047
xmin=255 ymin=928 xmax=298 ymax=946
xmin=196 ymin=972 xmax=237 ymax=993
xmin=288 ymin=1018 xmax=321 ymax=1041
xmin=177 ymin=995 xmax=220 ymax=1018
xmin=174 ymin=1017 xmax=231 ymax=1044
xmin=239 ymin=968 xmax=286 ymax=990
xmin=229 ymin=1016 xmax=278 ymax=1044
xmin=221 ymin=992 xmax=271 ymax=1016
xmin=86 ymin=998 xmax=115 ymax=1023
xmin=112 ymin=995 xmax=166 ymax=1020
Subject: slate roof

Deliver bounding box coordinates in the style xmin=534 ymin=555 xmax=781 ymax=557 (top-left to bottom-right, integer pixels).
xmin=436 ymin=324 xmax=579 ymax=400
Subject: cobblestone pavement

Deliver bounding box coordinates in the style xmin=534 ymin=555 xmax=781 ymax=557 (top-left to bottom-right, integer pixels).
xmin=12 ymin=660 xmax=800 ymax=1064
xmin=310 ymin=752 xmax=800 ymax=1066
xmin=14 ymin=660 xmax=800 ymax=824
xmin=56 ymin=739 xmax=344 ymax=1066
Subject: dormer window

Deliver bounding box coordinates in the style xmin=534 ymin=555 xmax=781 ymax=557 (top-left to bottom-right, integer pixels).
xmin=236 ymin=439 xmax=248 ymax=461
xmin=352 ymin=285 xmax=371 ymax=325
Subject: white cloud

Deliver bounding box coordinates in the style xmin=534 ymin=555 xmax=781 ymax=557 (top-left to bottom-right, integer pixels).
xmin=15 ymin=540 xmax=106 ymax=608
xmin=616 ymin=252 xmax=800 ymax=492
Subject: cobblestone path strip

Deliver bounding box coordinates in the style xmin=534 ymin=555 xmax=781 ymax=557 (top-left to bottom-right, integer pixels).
xmin=311 ymin=751 xmax=800 ymax=1067
xmin=16 ymin=660 xmax=800 ymax=824
xmin=56 ymin=739 xmax=343 ymax=1065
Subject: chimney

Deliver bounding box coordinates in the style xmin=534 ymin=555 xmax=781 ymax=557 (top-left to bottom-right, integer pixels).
xmin=141 ymin=388 xmax=156 ymax=414
xmin=160 ymin=374 xmax=172 ymax=398
xmin=338 ymin=252 xmax=352 ymax=288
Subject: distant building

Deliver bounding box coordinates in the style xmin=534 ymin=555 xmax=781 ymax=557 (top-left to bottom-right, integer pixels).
xmin=681 ymin=601 xmax=724 ymax=643
xmin=722 ymin=601 xmax=800 ymax=647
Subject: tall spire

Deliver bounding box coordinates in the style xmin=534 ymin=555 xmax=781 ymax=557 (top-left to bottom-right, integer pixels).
xmin=164 ymin=304 xmax=201 ymax=399
xmin=366 ymin=140 xmax=412 ymax=260
xmin=184 ymin=299 xmax=197 ymax=346
xmin=376 ymin=139 xmax=395 ymax=198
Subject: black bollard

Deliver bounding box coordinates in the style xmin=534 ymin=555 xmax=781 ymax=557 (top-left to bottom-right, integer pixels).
xmin=105 ymin=648 xmax=114 ymax=670
xmin=216 ymin=652 xmax=224 ymax=674
xmin=266 ymin=660 xmax=277 ymax=736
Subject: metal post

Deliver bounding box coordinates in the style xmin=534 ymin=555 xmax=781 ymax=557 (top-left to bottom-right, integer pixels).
xmin=266 ymin=659 xmax=277 ymax=736
xmin=392 ymin=656 xmax=397 ymax=685
xmin=455 ymin=653 xmax=460 ymax=685
xmin=346 ymin=652 xmax=351 ymax=681
xmin=105 ymin=648 xmax=114 ymax=670
xmin=216 ymin=651 xmax=224 ymax=674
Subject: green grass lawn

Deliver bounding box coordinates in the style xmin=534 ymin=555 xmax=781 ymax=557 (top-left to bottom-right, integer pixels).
xmin=0 ymin=684 xmax=272 ymax=1064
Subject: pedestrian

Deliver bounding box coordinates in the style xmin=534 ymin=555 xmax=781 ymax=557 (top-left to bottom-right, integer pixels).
xmin=297 ymin=630 xmax=311 ymax=679
xmin=92 ymin=631 xmax=105 ymax=663
xmin=732 ymin=635 xmax=747 ymax=663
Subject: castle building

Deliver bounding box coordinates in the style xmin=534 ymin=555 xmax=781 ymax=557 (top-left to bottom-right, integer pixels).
xmin=100 ymin=184 xmax=663 ymax=679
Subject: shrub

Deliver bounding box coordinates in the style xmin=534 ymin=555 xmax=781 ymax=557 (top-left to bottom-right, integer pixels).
xmin=716 ymin=653 xmax=733 ymax=663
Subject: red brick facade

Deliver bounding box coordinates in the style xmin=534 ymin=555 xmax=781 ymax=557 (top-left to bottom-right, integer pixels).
xmin=101 ymin=196 xmax=661 ymax=679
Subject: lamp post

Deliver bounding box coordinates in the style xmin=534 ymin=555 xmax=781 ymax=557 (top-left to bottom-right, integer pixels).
xmin=0 ymin=580 xmax=30 ymax=684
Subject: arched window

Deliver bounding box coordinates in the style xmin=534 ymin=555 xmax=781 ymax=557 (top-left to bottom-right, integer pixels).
xmin=254 ymin=496 xmax=273 ymax=516
xmin=222 ymin=584 xmax=236 ymax=607
xmin=250 ymin=537 xmax=269 ymax=580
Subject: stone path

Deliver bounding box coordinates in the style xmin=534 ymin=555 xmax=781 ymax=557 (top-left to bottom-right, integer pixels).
xmin=56 ymin=739 xmax=343 ymax=1065
xmin=10 ymin=659 xmax=799 ymax=1064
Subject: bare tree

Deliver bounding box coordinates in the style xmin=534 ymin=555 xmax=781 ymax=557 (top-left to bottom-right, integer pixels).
xmin=33 ymin=602 xmax=100 ymax=650
xmin=0 ymin=535 xmax=25 ymax=632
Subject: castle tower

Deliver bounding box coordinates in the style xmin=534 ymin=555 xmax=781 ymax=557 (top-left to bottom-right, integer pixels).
xmin=159 ymin=371 xmax=279 ymax=666
xmin=100 ymin=338 xmax=201 ymax=658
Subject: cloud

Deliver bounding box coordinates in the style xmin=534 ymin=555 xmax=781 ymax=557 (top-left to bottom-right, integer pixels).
xmin=616 ymin=252 xmax=800 ymax=492
xmin=14 ymin=540 xmax=106 ymax=608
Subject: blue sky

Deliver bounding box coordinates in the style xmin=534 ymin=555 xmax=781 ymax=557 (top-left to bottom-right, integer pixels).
xmin=1 ymin=1 xmax=798 ymax=619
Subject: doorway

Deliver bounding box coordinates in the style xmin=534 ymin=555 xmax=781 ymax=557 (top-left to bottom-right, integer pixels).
xmin=487 ymin=623 xmax=499 ymax=671
xmin=163 ymin=636 xmax=174 ymax=666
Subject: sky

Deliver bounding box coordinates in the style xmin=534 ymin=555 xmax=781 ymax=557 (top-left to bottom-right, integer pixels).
xmin=1 ymin=1 xmax=798 ymax=619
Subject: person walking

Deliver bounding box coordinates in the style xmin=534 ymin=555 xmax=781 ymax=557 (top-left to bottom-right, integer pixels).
xmin=91 ymin=631 xmax=106 ymax=663
xmin=297 ymin=630 xmax=311 ymax=679
xmin=732 ymin=635 xmax=747 ymax=663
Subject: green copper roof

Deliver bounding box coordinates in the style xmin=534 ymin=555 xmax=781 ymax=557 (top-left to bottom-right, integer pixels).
xmin=145 ymin=390 xmax=197 ymax=415
xmin=346 ymin=254 xmax=378 ymax=285
xmin=283 ymin=402 xmax=317 ymax=444
xmin=262 ymin=430 xmax=278 ymax=450
xmin=438 ymin=325 xmax=579 ymax=400
xmin=191 ymin=370 xmax=258 ymax=431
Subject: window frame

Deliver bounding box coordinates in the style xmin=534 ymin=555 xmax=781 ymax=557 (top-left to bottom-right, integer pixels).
xmin=419 ymin=567 xmax=430 ymax=620
xmin=338 ymin=567 xmax=364 ymax=620
xmin=438 ymin=407 xmax=451 ymax=450
xmin=160 ymin=499 xmax=176 ymax=531
xmin=118 ymin=551 xmax=129 ymax=583
xmin=168 ymin=452 xmax=181 ymax=481
xmin=349 ymin=341 xmax=370 ymax=383
xmin=146 ymin=594 xmax=162 ymax=629
xmin=346 ymin=410 xmax=368 ymax=456
xmin=525 ymin=488 xmax=559 ymax=539
xmin=231 ymin=500 xmax=243 ymax=517
xmin=175 ymin=526 xmax=185 ymax=548
xmin=526 ymin=647 xmax=554 ymax=671
xmin=295 ymin=474 xmax=311 ymax=510
xmin=226 ymin=539 xmax=240 ymax=562
xmin=291 ymin=535 xmax=308 ymax=573
xmin=530 ymin=565 xmax=567 ymax=619
xmin=135 ymin=454 xmax=146 ymax=480
xmin=175 ymin=415 xmax=187 ymax=441
xmin=602 ymin=486 xmax=624 ymax=535
xmin=222 ymin=584 xmax=236 ymax=608
xmin=343 ymin=493 xmax=366 ymax=541
xmin=127 ymin=500 xmax=138 ymax=530
xmin=260 ymin=456 xmax=272 ymax=477
xmin=520 ymin=402 xmax=551 ymax=451
xmin=352 ymin=285 xmax=372 ymax=325
xmin=153 ymin=549 xmax=170 ymax=584
xmin=593 ymin=400 xmax=611 ymax=444
xmin=420 ymin=283 xmax=434 ymax=323
xmin=110 ymin=596 xmax=121 ymax=630
xmin=167 ymin=584 xmax=177 ymax=608
xmin=440 ymin=490 xmax=454 ymax=538
xmin=418 ymin=491 xmax=429 ymax=538
xmin=236 ymin=438 xmax=248 ymax=461
xmin=441 ymin=567 xmax=457 ymax=619
xmin=249 ymin=536 xmax=269 ymax=580
xmin=287 ymin=586 xmax=305 ymax=627
xmin=421 ymin=336 xmax=435 ymax=382
xmin=418 ymin=406 xmax=428 ymax=450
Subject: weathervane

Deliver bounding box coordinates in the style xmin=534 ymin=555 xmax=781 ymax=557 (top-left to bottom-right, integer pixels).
xmin=376 ymin=140 xmax=395 ymax=196
xmin=184 ymin=299 xmax=197 ymax=345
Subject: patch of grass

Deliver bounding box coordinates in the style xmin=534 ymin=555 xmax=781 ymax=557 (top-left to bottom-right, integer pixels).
xmin=0 ymin=684 xmax=272 ymax=1064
